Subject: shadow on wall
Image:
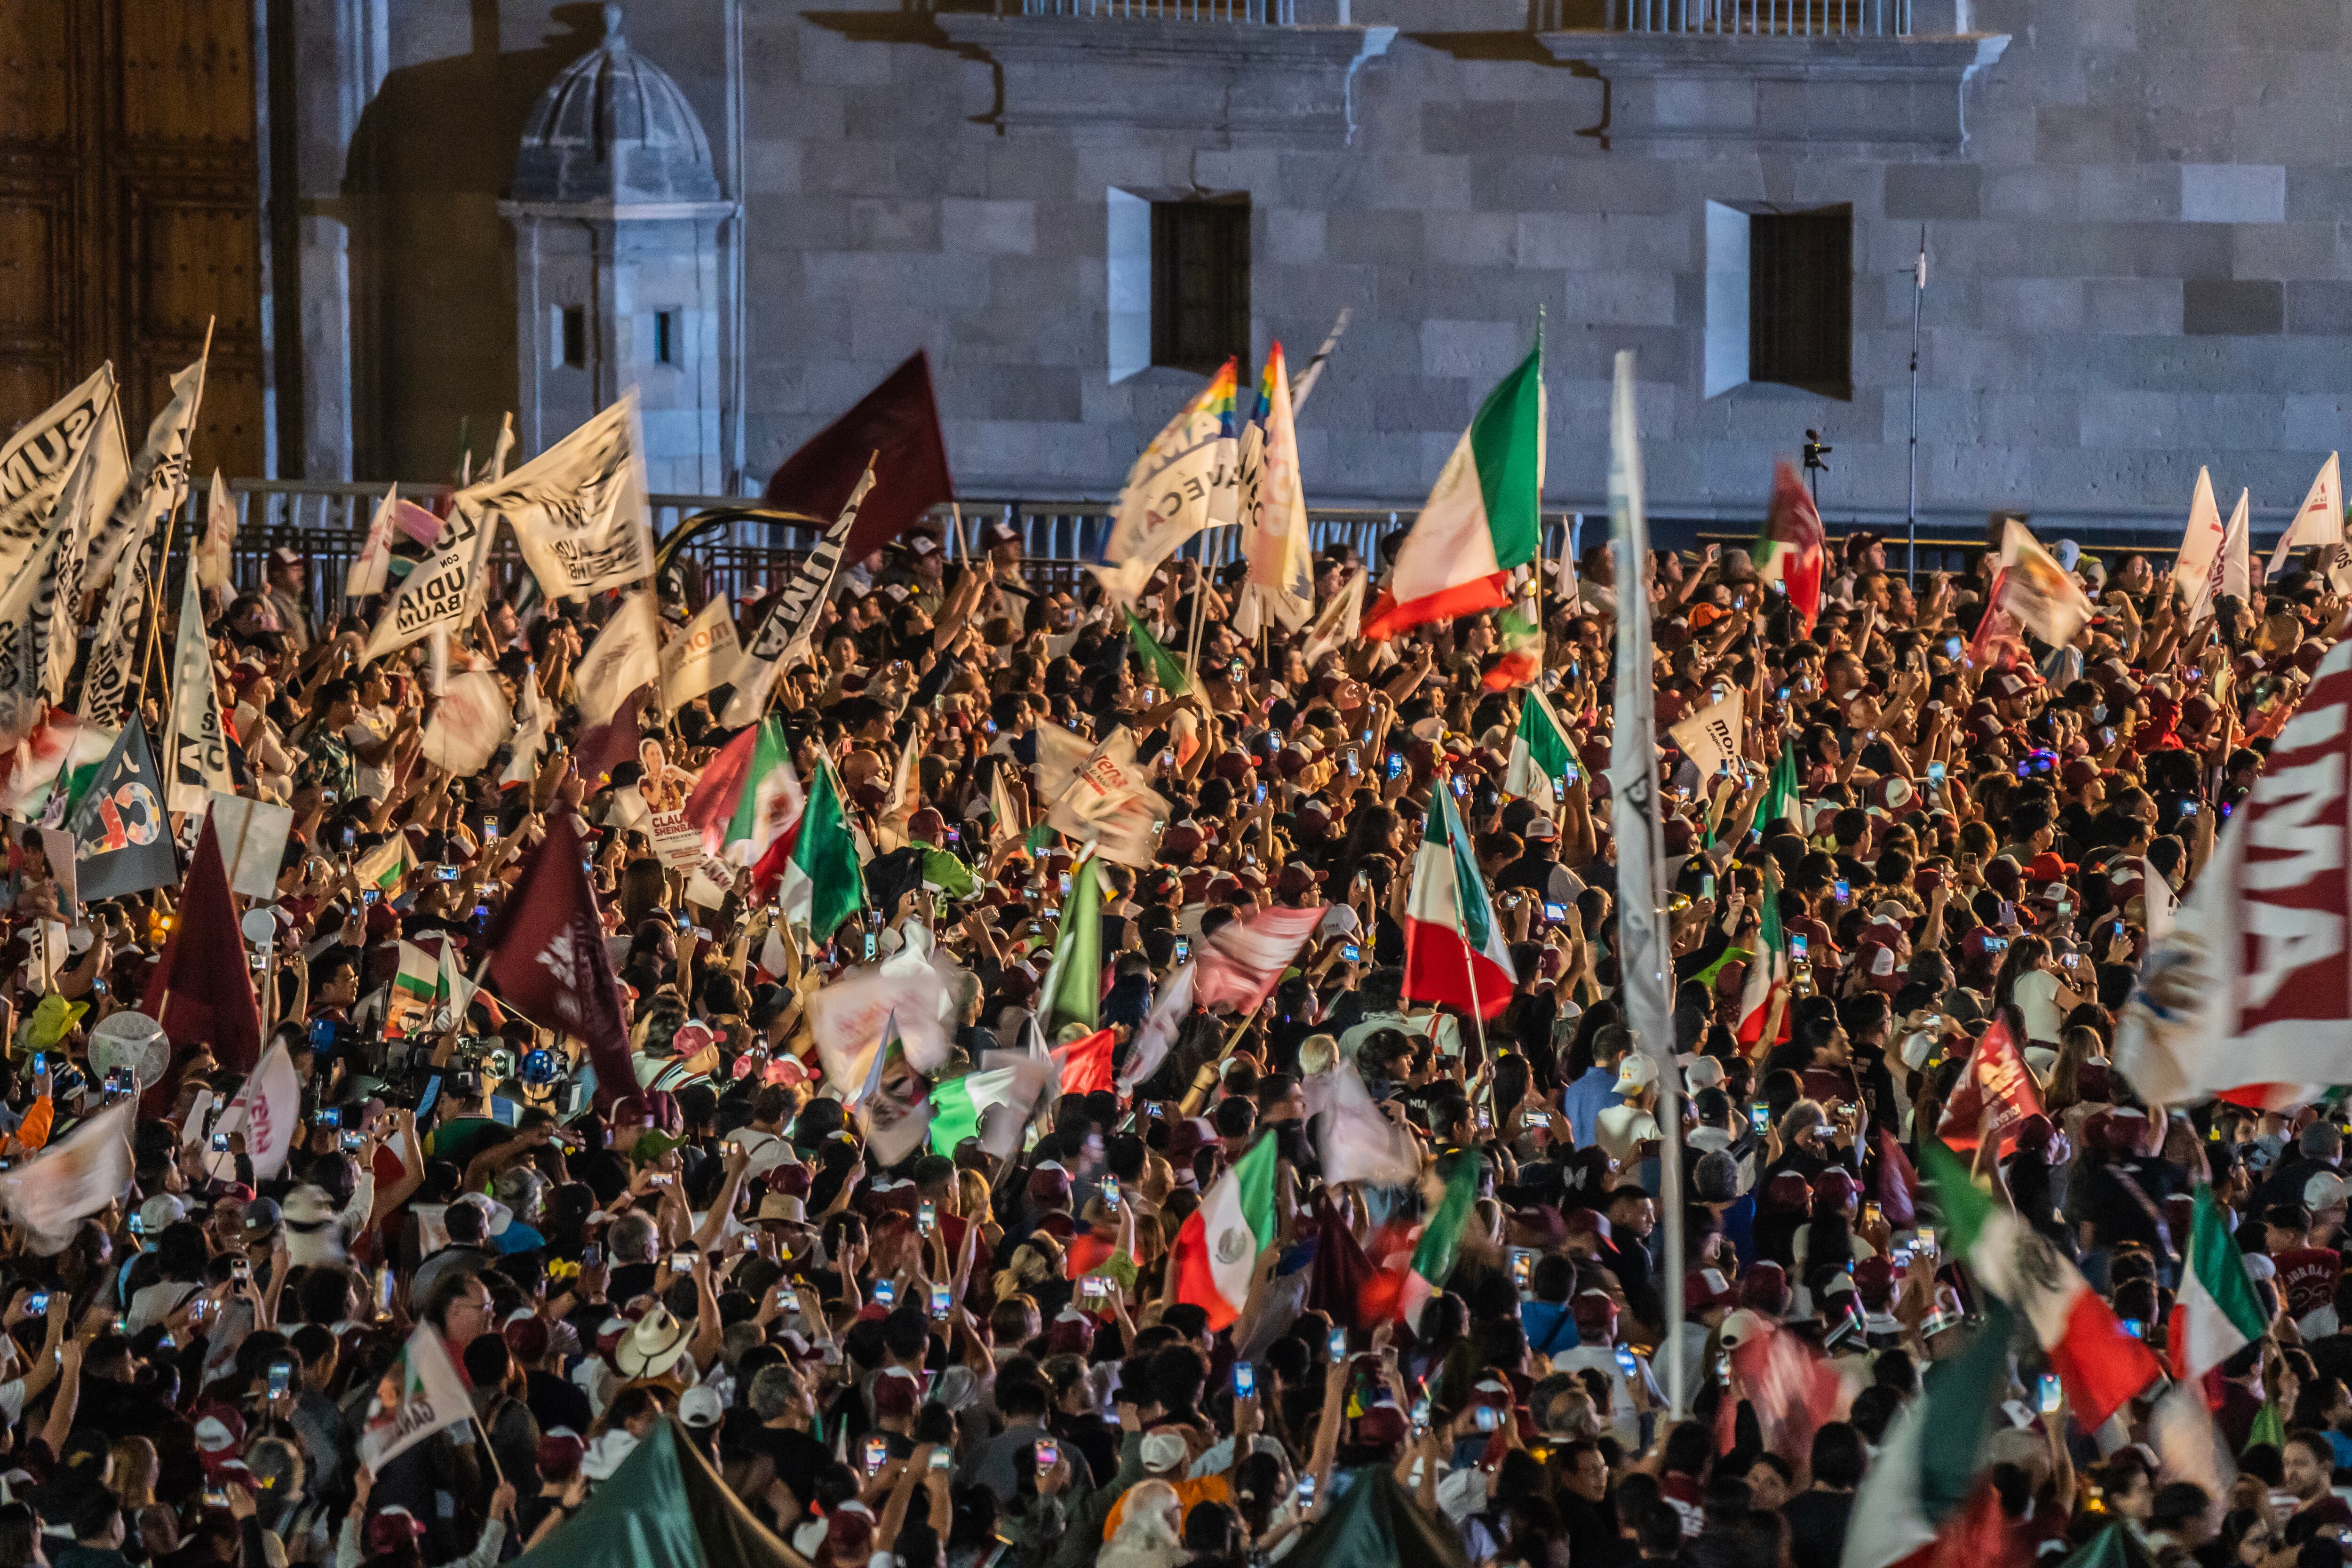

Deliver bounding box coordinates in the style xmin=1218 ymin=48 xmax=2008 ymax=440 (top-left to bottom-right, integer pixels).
xmin=342 ymin=3 xmax=609 ymax=481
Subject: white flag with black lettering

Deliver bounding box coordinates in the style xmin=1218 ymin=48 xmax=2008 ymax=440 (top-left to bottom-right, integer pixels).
xmin=661 ymin=595 xmax=742 ymax=710
xmin=163 ymin=557 xmax=234 ymax=812
xmin=0 ymin=366 xmax=124 ymax=602
xmin=575 ymin=592 xmax=661 ymax=728
xmin=0 ymin=401 xmax=118 ymax=745
xmin=88 ymin=355 xmax=205 ymax=586
xmin=497 ymin=394 xmax=655 ymax=602
xmin=360 ymin=493 xmax=497 ymax=663
xmin=1667 ymin=688 xmax=1744 ymax=782
xmin=720 ymin=462 xmax=873 ymax=726
xmin=76 ymin=512 xmax=149 ymax=728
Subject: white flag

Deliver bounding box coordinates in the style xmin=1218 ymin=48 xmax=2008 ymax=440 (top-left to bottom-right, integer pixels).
xmin=358 ymin=1326 xmax=477 ymax=1473
xmin=2221 ymin=489 xmax=2251 ymax=602
xmin=503 ymin=662 xmax=550 ymax=786
xmin=1046 ymin=726 xmax=1169 ymax=868
xmin=361 ymin=496 xmax=498 ymax=663
xmin=806 ymin=961 xmax=950 ymax=1091
xmin=1996 ymin=519 xmax=2095 ymax=647
xmin=2117 ymin=639 xmax=2352 ymax=1106
xmin=2142 ymin=854 xmax=2177 ymax=941
xmin=574 ymin=593 xmax=660 ymax=728
xmin=0 ymin=367 xmax=125 ymax=598
xmin=989 ymin=763 xmax=1023 ymax=850
xmin=1232 ymin=346 xmax=1315 ymax=636
xmin=2268 ymin=452 xmax=2343 ymax=581
xmin=1667 ymin=688 xmax=1744 ymax=782
xmin=87 ymin=355 xmax=202 ymax=586
xmin=0 ymin=1098 xmax=133 ymax=1254
xmin=347 ymin=484 xmax=400 ymax=599
xmin=1606 ymin=351 xmax=1677 ymax=1090
xmin=487 ymin=413 xmax=516 ymax=481
xmin=1313 ymin=1058 xmax=1420 ymax=1188
xmin=164 ymin=558 xmax=233 ymax=812
xmin=207 ymin=791 xmax=296 ymax=901
xmin=0 ymin=415 xmax=114 ymax=746
xmin=1300 ymin=565 xmax=1367 ymax=670
xmin=721 ymin=465 xmax=872 ymax=725
xmin=660 ymin=596 xmax=742 ymax=711
xmin=2170 ymin=468 xmax=2226 ymax=612
xmin=1121 ymin=962 xmax=1194 ymax=1094
xmin=1094 ymin=364 xmax=1240 ymax=603
xmin=499 ymin=394 xmax=655 ymax=601
xmin=195 ymin=470 xmax=235 ymax=591
xmin=75 ymin=528 xmax=148 ymax=728
xmin=421 ymin=670 xmax=513 ymax=776
xmin=207 ymin=1036 xmax=302 ymax=1180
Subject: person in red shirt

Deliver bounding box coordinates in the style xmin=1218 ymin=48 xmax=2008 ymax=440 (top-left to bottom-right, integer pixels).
xmin=2264 ymin=1200 xmax=2343 ymax=1336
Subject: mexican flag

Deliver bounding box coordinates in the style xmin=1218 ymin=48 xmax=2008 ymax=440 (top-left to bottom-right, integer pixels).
xmin=1760 ymin=743 xmax=1802 ymax=836
xmin=354 ymin=833 xmax=414 ymax=895
xmin=779 ymin=762 xmax=864 ymax=946
xmin=1121 ymin=605 xmax=1193 ymax=698
xmin=1755 ymin=462 xmax=1824 ymax=633
xmin=1401 ymin=785 xmax=1514 ymax=1018
xmin=385 ymin=941 xmax=439 ymax=1039
xmin=1923 ymin=1138 xmax=2160 ymax=1430
xmin=929 ymin=1061 xmax=1050 ymax=1160
xmin=358 ymin=1325 xmax=475 ymax=1473
xmin=2173 ymin=1184 xmax=2265 ymax=1383
xmin=1840 ymin=1294 xmax=2017 ymax=1568
xmin=1171 ymin=1130 xmax=1279 ymax=1330
xmin=1504 ymin=690 xmax=1574 ymax=811
xmin=1734 ymin=893 xmax=1786 ymax=1048
xmin=1481 ymin=600 xmax=1543 ymax=692
xmin=1039 ymin=853 xmax=1103 ymax=1036
xmin=1361 ymin=341 xmax=1543 ymax=640
xmin=1398 ymin=1149 xmax=1481 ymax=1326
xmin=683 ymin=716 xmax=805 ymax=891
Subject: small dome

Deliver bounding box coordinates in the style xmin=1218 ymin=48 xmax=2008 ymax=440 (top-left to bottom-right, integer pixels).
xmin=512 ymin=3 xmax=720 ymax=205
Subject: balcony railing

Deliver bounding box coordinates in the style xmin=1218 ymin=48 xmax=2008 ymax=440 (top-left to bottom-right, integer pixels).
xmin=1015 ymin=0 xmax=1297 ymax=20
xmin=1609 ymin=0 xmax=1910 ymax=34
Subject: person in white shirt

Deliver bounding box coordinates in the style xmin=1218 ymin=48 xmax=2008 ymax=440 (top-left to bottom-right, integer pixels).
xmin=1595 ymin=1053 xmax=1664 ymax=1164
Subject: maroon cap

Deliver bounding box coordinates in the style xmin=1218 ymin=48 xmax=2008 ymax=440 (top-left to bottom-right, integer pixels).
xmin=1739 ymin=1262 xmax=1791 ymax=1315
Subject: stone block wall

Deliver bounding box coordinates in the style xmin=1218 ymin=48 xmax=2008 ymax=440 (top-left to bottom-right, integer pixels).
xmin=295 ymin=0 xmax=2352 ymax=533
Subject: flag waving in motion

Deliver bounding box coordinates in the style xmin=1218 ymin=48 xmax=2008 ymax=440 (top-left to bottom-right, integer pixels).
xmin=1401 ymin=783 xmax=1515 ymax=1018
xmin=1170 ymin=1132 xmax=1278 ymax=1330
xmin=1362 ymin=340 xmax=1543 ymax=639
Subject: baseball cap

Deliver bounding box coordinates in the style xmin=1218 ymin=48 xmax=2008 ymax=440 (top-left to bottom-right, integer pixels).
xmin=1614 ymin=1053 xmax=1658 ymax=1094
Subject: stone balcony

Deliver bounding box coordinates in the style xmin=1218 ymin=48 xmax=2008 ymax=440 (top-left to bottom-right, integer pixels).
xmin=933 ymin=1 xmax=1396 ymax=144
xmin=1536 ymin=0 xmax=2009 ymax=157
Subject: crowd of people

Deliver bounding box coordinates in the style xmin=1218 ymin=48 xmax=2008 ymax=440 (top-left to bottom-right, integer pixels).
xmin=0 ymin=498 xmax=2340 ymax=1568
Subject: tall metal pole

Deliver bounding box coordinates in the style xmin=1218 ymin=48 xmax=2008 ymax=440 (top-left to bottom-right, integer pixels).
xmin=1907 ymin=225 xmax=1926 ymax=588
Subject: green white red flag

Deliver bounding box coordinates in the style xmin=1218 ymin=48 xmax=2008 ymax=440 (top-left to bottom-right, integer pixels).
xmin=1171 ymin=1131 xmax=1279 ymax=1330
xmin=1362 ymin=341 xmax=1543 ymax=639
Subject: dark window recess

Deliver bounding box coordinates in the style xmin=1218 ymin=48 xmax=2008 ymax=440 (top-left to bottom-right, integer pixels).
xmin=1748 ymin=208 xmax=1853 ymax=398
xmin=655 ymin=310 xmax=678 ymax=366
xmin=1151 ymin=199 xmax=1250 ymax=376
xmin=561 ymin=305 xmax=588 ymax=369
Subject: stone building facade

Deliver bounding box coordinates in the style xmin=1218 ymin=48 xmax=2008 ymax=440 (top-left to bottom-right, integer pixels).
xmin=271 ymin=0 xmax=2352 ymax=535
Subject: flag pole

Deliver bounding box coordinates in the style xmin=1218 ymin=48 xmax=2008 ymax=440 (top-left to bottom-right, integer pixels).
xmin=1907 ymin=225 xmax=1925 ymax=589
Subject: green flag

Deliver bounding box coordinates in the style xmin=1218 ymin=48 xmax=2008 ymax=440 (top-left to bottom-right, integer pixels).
xmin=780 ymin=763 xmax=865 ymax=945
xmin=1042 ymin=854 xmax=1103 ymax=1036
xmin=1761 ymin=742 xmax=1802 ymax=836
xmin=1400 ymin=1152 xmax=1482 ymax=1323
xmin=1121 ymin=605 xmax=1193 ymax=697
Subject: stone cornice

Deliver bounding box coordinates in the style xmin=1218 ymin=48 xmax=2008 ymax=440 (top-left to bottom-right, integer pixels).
xmin=935 ymin=15 xmax=1397 ymax=144
xmin=1534 ymin=30 xmax=2010 ymax=156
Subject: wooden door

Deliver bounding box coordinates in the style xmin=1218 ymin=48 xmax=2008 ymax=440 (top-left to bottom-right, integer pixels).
xmin=0 ymin=0 xmax=266 ymax=475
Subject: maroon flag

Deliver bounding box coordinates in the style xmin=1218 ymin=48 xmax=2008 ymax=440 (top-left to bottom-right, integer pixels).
xmin=481 ymin=814 xmax=634 ymax=1107
xmin=148 ymin=817 xmax=262 ymax=1076
xmin=1305 ymin=1194 xmax=1377 ymax=1334
xmin=762 ymin=352 xmax=954 ymax=563
xmin=1937 ymin=1014 xmax=2044 ymax=1155
xmin=574 ymin=685 xmax=651 ymax=788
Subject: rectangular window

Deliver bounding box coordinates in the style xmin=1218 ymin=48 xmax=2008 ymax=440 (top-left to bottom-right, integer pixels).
xmin=560 ymin=305 xmax=587 ymax=369
xmin=1748 ymin=207 xmax=1852 ymax=398
xmin=655 ymin=310 xmax=678 ymax=366
xmin=1150 ymin=199 xmax=1250 ymax=376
